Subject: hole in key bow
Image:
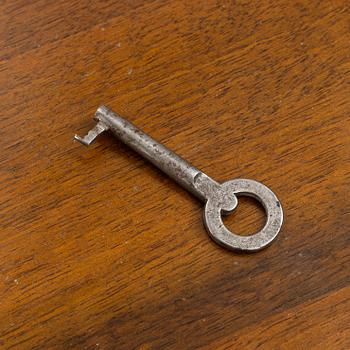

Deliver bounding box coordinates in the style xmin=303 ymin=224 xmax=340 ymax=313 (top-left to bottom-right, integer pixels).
xmin=222 ymin=195 xmax=266 ymax=236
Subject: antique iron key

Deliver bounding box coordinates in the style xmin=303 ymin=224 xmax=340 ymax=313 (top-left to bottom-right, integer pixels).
xmin=75 ymin=106 xmax=283 ymax=252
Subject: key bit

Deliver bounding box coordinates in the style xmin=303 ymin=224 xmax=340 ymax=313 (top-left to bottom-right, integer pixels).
xmin=74 ymin=121 xmax=108 ymax=145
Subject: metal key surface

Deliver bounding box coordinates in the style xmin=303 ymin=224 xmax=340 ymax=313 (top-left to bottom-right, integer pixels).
xmin=75 ymin=106 xmax=283 ymax=252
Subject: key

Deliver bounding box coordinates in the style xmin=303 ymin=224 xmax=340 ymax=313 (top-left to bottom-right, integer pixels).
xmin=75 ymin=106 xmax=283 ymax=252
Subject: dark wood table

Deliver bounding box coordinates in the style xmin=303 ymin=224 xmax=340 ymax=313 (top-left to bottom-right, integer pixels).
xmin=1 ymin=1 xmax=349 ymax=349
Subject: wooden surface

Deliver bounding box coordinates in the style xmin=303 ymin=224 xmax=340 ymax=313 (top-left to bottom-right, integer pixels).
xmin=1 ymin=0 xmax=349 ymax=349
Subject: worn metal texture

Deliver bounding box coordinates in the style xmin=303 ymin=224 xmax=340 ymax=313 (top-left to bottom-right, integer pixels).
xmin=75 ymin=106 xmax=284 ymax=252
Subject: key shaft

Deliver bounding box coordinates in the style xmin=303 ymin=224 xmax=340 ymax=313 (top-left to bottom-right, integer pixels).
xmin=75 ymin=106 xmax=220 ymax=202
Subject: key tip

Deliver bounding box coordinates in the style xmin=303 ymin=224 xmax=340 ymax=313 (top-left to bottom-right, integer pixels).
xmin=74 ymin=134 xmax=90 ymax=146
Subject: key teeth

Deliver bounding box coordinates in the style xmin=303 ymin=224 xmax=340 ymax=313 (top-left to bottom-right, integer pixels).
xmin=74 ymin=134 xmax=92 ymax=146
xmin=74 ymin=121 xmax=108 ymax=146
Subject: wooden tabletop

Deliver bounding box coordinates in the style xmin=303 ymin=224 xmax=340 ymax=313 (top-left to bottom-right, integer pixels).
xmin=1 ymin=1 xmax=349 ymax=349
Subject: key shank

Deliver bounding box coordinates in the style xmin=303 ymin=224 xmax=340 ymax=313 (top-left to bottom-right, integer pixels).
xmin=75 ymin=105 xmax=222 ymax=203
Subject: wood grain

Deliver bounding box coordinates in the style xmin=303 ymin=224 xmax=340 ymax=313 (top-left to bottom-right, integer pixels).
xmin=1 ymin=0 xmax=349 ymax=349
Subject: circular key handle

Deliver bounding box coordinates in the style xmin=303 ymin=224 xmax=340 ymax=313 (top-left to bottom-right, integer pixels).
xmin=204 ymin=179 xmax=283 ymax=252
